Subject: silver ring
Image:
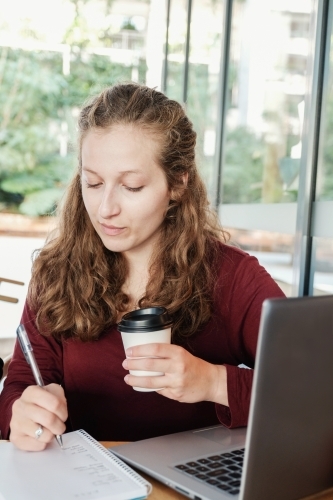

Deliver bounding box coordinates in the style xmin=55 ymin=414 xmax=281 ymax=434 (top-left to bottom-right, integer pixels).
xmin=35 ymin=425 xmax=43 ymax=440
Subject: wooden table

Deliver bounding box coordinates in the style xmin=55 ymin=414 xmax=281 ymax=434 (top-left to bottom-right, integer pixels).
xmin=0 ymin=440 xmax=332 ymax=499
xmin=101 ymin=442 xmax=333 ymax=500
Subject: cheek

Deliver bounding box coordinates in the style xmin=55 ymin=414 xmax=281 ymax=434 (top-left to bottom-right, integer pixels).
xmin=82 ymin=189 xmax=98 ymax=212
xmin=81 ymin=191 xmax=91 ymax=215
xmin=133 ymin=194 xmax=169 ymax=226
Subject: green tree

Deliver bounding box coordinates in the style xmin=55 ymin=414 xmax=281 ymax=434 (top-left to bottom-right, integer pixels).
xmin=0 ymin=16 xmax=147 ymax=216
xmin=321 ymin=77 xmax=333 ymax=200
xmin=0 ymin=48 xmax=71 ymax=215
xmin=222 ymin=126 xmax=265 ymax=203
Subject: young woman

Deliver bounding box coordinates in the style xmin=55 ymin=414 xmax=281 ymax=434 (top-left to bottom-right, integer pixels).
xmin=0 ymin=83 xmax=284 ymax=451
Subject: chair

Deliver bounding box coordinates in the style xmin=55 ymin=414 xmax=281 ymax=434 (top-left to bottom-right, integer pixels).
xmin=0 ymin=277 xmax=24 ymax=303
xmin=0 ymin=277 xmax=21 ymax=395
xmin=0 ymin=353 xmax=12 ymax=439
xmin=0 ymin=353 xmax=12 ymax=393
xmin=1 ymin=353 xmax=12 ymax=379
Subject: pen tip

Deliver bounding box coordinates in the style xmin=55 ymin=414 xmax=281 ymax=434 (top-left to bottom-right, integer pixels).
xmin=56 ymin=435 xmax=63 ymax=448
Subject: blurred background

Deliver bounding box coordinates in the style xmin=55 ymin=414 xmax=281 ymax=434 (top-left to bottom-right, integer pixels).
xmin=0 ymin=0 xmax=332 ymax=358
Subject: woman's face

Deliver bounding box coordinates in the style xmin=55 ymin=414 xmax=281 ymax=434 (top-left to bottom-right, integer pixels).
xmin=81 ymin=125 xmax=170 ymax=261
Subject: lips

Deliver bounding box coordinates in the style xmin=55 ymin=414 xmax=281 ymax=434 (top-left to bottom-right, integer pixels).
xmin=100 ymin=223 xmax=126 ymax=236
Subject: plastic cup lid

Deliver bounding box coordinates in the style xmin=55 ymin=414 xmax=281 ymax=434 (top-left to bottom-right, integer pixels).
xmin=117 ymin=306 xmax=173 ymax=333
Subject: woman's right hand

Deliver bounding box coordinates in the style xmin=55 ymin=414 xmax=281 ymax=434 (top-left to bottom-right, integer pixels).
xmin=9 ymin=383 xmax=68 ymax=451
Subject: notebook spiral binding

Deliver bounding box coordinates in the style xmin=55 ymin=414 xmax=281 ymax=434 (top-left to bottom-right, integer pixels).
xmin=78 ymin=429 xmax=152 ymax=494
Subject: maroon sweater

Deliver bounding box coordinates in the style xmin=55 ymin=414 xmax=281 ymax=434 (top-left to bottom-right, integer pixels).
xmin=0 ymin=244 xmax=284 ymax=441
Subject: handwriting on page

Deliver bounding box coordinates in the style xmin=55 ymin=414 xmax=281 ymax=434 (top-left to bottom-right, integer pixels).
xmin=64 ymin=443 xmax=122 ymax=486
xmin=0 ymin=431 xmax=149 ymax=500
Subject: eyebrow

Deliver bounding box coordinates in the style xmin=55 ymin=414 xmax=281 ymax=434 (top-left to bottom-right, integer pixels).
xmin=82 ymin=167 xmax=142 ymax=176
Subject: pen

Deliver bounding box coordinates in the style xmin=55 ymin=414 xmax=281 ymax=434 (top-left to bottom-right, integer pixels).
xmin=16 ymin=324 xmax=63 ymax=449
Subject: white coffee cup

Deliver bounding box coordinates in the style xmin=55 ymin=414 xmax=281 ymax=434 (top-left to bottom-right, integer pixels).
xmin=117 ymin=307 xmax=172 ymax=392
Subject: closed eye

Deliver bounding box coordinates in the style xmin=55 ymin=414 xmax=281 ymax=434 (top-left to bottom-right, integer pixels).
xmin=86 ymin=182 xmax=102 ymax=189
xmin=125 ymin=186 xmax=144 ymax=192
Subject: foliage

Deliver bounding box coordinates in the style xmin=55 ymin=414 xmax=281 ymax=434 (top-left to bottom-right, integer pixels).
xmin=321 ymin=79 xmax=333 ymax=200
xmin=0 ymin=48 xmax=69 ymax=214
xmin=2 ymin=0 xmax=330 ymax=218
xmin=0 ymin=26 xmax=147 ymax=215
xmin=222 ymin=126 xmax=265 ymax=203
xmin=166 ymin=61 xmax=216 ymax=192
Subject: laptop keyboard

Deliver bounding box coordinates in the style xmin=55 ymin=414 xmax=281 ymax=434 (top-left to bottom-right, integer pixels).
xmin=174 ymin=448 xmax=245 ymax=496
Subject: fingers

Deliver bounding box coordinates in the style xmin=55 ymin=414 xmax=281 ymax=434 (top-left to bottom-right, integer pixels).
xmin=123 ymin=344 xmax=224 ymax=404
xmin=9 ymin=384 xmax=68 ymax=451
xmin=10 ymin=399 xmax=55 ymax=451
xmin=45 ymin=383 xmax=65 ymax=399
xmin=125 ymin=342 xmax=177 ymax=359
xmin=21 ymin=397 xmax=66 ymax=436
xmin=13 ymin=415 xmax=55 ymax=445
xmin=22 ymin=384 xmax=67 ymax=429
xmin=123 ymin=345 xmax=181 ymax=393
xmin=124 ymin=343 xmax=183 ymax=374
xmin=124 ymin=372 xmax=167 ymax=391
xmin=44 ymin=384 xmax=68 ymax=422
xmin=123 ymin=355 xmax=169 ymax=391
xmin=10 ymin=434 xmax=49 ymax=452
xmin=123 ymin=356 xmax=170 ymax=374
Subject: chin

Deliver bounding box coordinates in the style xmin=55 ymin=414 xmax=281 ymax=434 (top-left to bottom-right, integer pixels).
xmin=98 ymin=236 xmax=130 ymax=253
xmin=100 ymin=242 xmax=128 ymax=253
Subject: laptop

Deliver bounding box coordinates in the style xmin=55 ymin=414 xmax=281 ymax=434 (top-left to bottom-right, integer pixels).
xmin=110 ymin=295 xmax=333 ymax=500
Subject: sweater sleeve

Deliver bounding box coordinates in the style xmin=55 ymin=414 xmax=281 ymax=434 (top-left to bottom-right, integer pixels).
xmin=0 ymin=301 xmax=63 ymax=439
xmin=214 ymin=251 xmax=285 ymax=428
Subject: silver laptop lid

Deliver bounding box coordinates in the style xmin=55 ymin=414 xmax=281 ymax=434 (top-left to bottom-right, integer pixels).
xmin=241 ymin=295 xmax=333 ymax=500
xmin=111 ymin=295 xmax=333 ymax=500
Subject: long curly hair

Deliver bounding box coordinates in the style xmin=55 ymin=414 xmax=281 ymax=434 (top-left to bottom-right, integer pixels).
xmin=28 ymin=82 xmax=228 ymax=341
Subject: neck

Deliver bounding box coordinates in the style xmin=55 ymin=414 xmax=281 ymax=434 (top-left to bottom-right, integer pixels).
xmin=122 ymin=248 xmax=153 ymax=308
xmin=123 ymin=247 xmax=152 ymax=278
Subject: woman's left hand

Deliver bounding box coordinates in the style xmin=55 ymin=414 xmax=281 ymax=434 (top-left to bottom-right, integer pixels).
xmin=122 ymin=343 xmax=229 ymax=406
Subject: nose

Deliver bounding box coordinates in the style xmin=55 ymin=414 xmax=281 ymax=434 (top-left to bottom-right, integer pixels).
xmin=98 ymin=187 xmax=121 ymax=219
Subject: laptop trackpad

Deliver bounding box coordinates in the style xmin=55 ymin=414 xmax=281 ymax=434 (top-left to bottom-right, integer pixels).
xmin=192 ymin=425 xmax=247 ymax=446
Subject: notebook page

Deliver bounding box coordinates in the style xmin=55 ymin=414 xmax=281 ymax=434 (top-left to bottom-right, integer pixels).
xmin=0 ymin=431 xmax=150 ymax=500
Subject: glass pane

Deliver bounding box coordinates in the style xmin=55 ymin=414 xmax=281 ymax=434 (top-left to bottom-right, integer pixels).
xmin=0 ymin=0 xmax=165 ymax=217
xmin=226 ymin=228 xmax=294 ymax=296
xmin=0 ymin=46 xmax=75 ymax=217
xmin=312 ymin=238 xmax=333 ymax=296
xmin=316 ymin=16 xmax=333 ymax=201
xmin=165 ymin=0 xmax=187 ymax=102
xmin=0 ymin=0 xmax=166 ymax=346
xmin=186 ymin=0 xmax=224 ymax=202
xmin=222 ymin=0 xmax=311 ymax=204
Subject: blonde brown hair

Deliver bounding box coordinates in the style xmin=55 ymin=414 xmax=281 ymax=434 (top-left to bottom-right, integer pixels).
xmin=28 ymin=83 xmax=228 ymax=340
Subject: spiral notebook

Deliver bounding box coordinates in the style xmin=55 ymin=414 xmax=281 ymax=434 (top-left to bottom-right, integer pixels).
xmin=0 ymin=429 xmax=152 ymax=500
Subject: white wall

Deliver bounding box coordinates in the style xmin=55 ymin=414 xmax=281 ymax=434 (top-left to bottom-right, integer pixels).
xmin=0 ymin=236 xmax=45 ymax=339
